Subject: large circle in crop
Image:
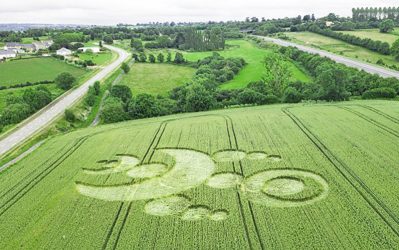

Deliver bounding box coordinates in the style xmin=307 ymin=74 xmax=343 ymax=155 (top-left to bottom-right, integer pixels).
xmin=242 ymin=169 xmax=328 ymax=207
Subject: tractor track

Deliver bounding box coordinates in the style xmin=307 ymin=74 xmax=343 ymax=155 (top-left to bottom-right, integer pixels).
xmin=283 ymin=107 xmax=399 ymax=237
xmin=0 ymin=136 xmax=88 ymax=217
xmin=338 ymin=106 xmax=399 ymax=138
xmin=357 ymin=105 xmax=399 ymax=125
xmin=225 ymin=115 xmax=264 ymax=250
xmin=102 ymin=122 xmax=167 ymax=250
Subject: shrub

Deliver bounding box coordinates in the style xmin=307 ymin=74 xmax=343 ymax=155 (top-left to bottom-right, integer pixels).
xmin=110 ymin=85 xmax=132 ymax=103
xmin=93 ymin=81 xmax=101 ymax=95
xmin=55 ymin=72 xmax=76 ymax=90
xmin=101 ymin=97 xmax=128 ymax=123
xmin=121 ymin=62 xmax=130 ymax=73
xmin=85 ymin=86 xmax=97 ymax=106
xmin=283 ymin=87 xmax=302 ymax=103
xmin=362 ymin=87 xmax=397 ymax=99
xmin=64 ymin=109 xmax=76 ymax=122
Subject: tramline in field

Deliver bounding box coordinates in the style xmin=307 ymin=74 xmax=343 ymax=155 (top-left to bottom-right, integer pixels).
xmin=0 ymin=100 xmax=398 ymax=249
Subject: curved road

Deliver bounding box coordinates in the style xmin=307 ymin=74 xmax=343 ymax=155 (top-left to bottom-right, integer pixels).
xmin=256 ymin=36 xmax=399 ymax=79
xmin=0 ymin=45 xmax=130 ymax=157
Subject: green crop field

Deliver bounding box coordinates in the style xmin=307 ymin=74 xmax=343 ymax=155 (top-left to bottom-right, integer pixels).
xmin=1 ymin=100 xmax=399 ymax=249
xmin=339 ymin=29 xmax=399 ymax=45
xmin=151 ymin=39 xmax=311 ymax=90
xmin=120 ymin=63 xmax=195 ymax=95
xmin=78 ymin=51 xmax=115 ymax=66
xmin=0 ymin=57 xmax=87 ymax=87
xmin=285 ymin=31 xmax=399 ymax=67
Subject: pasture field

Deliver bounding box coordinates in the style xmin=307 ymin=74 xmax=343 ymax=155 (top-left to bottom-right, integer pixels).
xmin=284 ymin=31 xmax=399 ymax=67
xmin=149 ymin=39 xmax=311 ymax=90
xmin=0 ymin=100 xmax=399 ymax=249
xmin=0 ymin=57 xmax=87 ymax=87
xmin=339 ymin=29 xmax=399 ymax=45
xmin=119 ymin=63 xmax=195 ymax=95
xmin=78 ymin=51 xmax=116 ymax=66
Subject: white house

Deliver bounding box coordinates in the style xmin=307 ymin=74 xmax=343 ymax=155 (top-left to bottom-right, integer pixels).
xmin=33 ymin=40 xmax=54 ymax=51
xmin=78 ymin=47 xmax=101 ymax=53
xmin=0 ymin=49 xmax=17 ymax=60
xmin=56 ymin=48 xmax=72 ymax=56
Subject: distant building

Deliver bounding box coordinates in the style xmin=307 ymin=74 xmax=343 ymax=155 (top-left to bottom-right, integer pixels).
xmin=78 ymin=47 xmax=101 ymax=53
xmin=33 ymin=40 xmax=54 ymax=51
xmin=325 ymin=21 xmax=334 ymax=27
xmin=0 ymin=49 xmax=17 ymax=60
xmin=56 ymin=48 xmax=72 ymax=56
xmin=5 ymin=42 xmax=35 ymax=52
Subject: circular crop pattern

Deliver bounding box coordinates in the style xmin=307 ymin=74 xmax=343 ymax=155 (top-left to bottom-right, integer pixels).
xmin=242 ymin=169 xmax=328 ymax=207
xmin=213 ymin=150 xmax=246 ymax=162
xmin=127 ymin=163 xmax=169 ymax=178
xmin=209 ymin=210 xmax=229 ymax=221
xmin=144 ymin=196 xmax=191 ymax=216
xmin=246 ymin=152 xmax=268 ymax=160
xmin=181 ymin=206 xmax=211 ymax=221
xmin=206 ymin=173 xmax=243 ymax=189
xmin=267 ymin=155 xmax=282 ymax=162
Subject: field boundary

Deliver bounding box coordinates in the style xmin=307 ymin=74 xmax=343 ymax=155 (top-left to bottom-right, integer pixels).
xmin=282 ymin=107 xmax=399 ymax=237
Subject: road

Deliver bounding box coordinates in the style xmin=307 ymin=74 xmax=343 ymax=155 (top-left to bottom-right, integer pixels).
xmin=0 ymin=45 xmax=130 ymax=157
xmin=256 ymin=36 xmax=399 ymax=79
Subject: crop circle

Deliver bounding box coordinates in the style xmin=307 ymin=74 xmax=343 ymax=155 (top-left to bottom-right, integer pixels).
xmin=181 ymin=206 xmax=211 ymax=221
xmin=206 ymin=173 xmax=243 ymax=189
xmin=127 ymin=163 xmax=169 ymax=178
xmin=144 ymin=196 xmax=190 ymax=216
xmin=213 ymin=150 xmax=246 ymax=162
xmin=242 ymin=169 xmax=328 ymax=207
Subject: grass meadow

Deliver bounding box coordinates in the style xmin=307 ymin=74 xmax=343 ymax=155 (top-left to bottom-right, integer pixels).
xmin=0 ymin=57 xmax=87 ymax=87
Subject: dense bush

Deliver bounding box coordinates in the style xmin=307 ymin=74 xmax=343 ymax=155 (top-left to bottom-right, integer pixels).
xmin=55 ymin=72 xmax=76 ymax=90
xmin=0 ymin=86 xmax=53 ymax=127
xmin=64 ymin=109 xmax=76 ymax=122
xmin=101 ymin=97 xmax=128 ymax=123
xmin=362 ymin=87 xmax=397 ymax=99
xmin=110 ymin=85 xmax=132 ymax=103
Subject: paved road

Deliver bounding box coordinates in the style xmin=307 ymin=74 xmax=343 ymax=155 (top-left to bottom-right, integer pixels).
xmin=256 ymin=36 xmax=399 ymax=79
xmin=0 ymin=45 xmax=130 ymax=157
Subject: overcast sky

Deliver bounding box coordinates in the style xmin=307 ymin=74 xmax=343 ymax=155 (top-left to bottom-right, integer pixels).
xmin=1 ymin=0 xmax=398 ymax=25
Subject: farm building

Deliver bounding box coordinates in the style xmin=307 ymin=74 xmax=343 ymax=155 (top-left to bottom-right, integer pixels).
xmin=78 ymin=47 xmax=101 ymax=53
xmin=4 ymin=43 xmax=35 ymax=52
xmin=0 ymin=49 xmax=17 ymax=60
xmin=56 ymin=48 xmax=73 ymax=56
xmin=33 ymin=40 xmax=54 ymax=50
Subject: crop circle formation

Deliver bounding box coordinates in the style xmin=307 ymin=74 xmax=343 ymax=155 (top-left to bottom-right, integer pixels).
xmin=242 ymin=169 xmax=328 ymax=207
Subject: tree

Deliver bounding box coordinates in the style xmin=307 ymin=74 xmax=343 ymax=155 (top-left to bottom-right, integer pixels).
xmin=103 ymin=35 xmax=113 ymax=44
xmin=93 ymin=81 xmax=101 ymax=95
xmin=166 ymin=52 xmax=172 ymax=62
xmin=174 ymin=52 xmax=185 ymax=64
xmin=64 ymin=109 xmax=76 ymax=122
xmin=157 ymin=53 xmax=165 ymax=63
xmin=101 ymin=97 xmax=128 ymax=123
xmin=315 ymin=64 xmax=350 ymax=101
xmin=380 ymin=19 xmax=395 ymax=33
xmin=121 ymin=62 xmax=130 ymax=73
xmin=110 ymin=85 xmax=132 ymax=103
xmin=391 ymin=39 xmax=399 ymax=60
xmin=131 ymin=39 xmax=144 ymax=51
xmin=139 ymin=53 xmax=147 ymax=62
xmin=22 ymin=87 xmax=52 ymax=111
xmin=149 ymin=54 xmax=156 ymax=63
xmin=262 ymin=54 xmax=292 ymax=97
xmin=55 ymin=72 xmax=76 ymax=90
xmin=127 ymin=94 xmax=161 ymax=119
xmin=184 ymin=83 xmax=215 ymax=112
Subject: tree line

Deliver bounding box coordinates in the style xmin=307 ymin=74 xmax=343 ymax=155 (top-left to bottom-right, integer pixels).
xmin=307 ymin=25 xmax=391 ymax=55
xmin=352 ymin=7 xmax=399 ymax=22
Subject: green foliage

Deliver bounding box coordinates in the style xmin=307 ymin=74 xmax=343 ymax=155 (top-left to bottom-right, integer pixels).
xmin=149 ymin=54 xmax=156 ymax=63
xmin=167 ymin=52 xmax=172 ymax=62
xmin=184 ymin=83 xmax=216 ymax=112
xmin=262 ymin=54 xmax=292 ymax=97
xmin=362 ymin=87 xmax=397 ymax=99
xmin=131 ymin=39 xmax=144 ymax=51
xmin=283 ymin=86 xmax=303 ymax=103
xmin=64 ymin=109 xmax=76 ymax=122
xmin=174 ymin=52 xmax=185 ymax=64
xmin=121 ymin=62 xmax=130 ymax=73
xmin=110 ymin=85 xmax=132 ymax=103
xmin=127 ymin=94 xmax=160 ymax=119
xmin=85 ymin=86 xmax=97 ymax=106
xmin=101 ymin=97 xmax=128 ymax=123
xmin=55 ymin=72 xmax=76 ymax=90
xmin=139 ymin=53 xmax=147 ymax=63
xmin=157 ymin=53 xmax=165 ymax=63
xmin=379 ymin=19 xmax=395 ymax=33
xmin=93 ymin=81 xmax=101 ymax=95
xmin=391 ymin=39 xmax=399 ymax=60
